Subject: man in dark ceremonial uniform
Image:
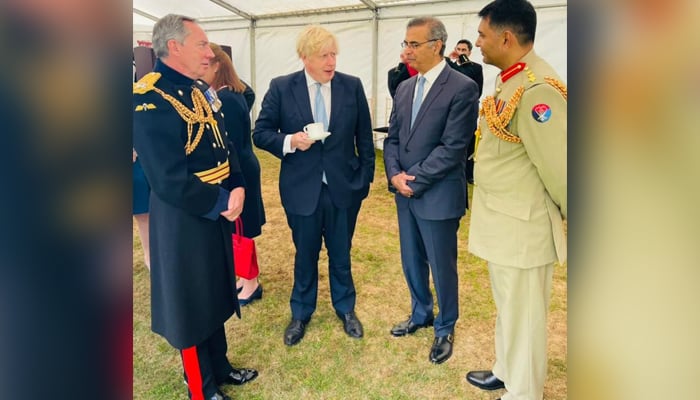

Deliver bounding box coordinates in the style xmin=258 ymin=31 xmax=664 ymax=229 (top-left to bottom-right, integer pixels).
xmin=133 ymin=14 xmax=257 ymax=400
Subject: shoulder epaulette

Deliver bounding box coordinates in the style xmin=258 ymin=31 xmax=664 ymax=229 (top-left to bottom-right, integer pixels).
xmin=544 ymin=77 xmax=567 ymax=101
xmin=133 ymin=72 xmax=161 ymax=95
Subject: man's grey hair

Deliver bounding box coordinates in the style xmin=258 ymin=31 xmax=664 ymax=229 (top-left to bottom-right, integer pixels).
xmin=152 ymin=14 xmax=196 ymax=59
xmin=407 ymin=16 xmax=448 ymax=56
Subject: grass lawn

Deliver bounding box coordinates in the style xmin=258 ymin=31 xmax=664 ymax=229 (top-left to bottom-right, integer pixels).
xmin=133 ymin=148 xmax=567 ymax=399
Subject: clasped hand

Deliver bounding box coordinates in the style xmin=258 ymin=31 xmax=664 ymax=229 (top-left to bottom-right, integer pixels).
xmin=391 ymin=171 xmax=415 ymax=198
xmin=220 ymin=187 xmax=245 ymax=221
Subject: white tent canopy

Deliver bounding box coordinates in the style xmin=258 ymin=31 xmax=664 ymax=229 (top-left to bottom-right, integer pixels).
xmin=133 ymin=0 xmax=567 ymax=128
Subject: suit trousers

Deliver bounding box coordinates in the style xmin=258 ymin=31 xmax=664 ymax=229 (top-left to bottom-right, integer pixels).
xmin=397 ymin=205 xmax=460 ymax=337
xmin=181 ymin=326 xmax=234 ymax=400
xmin=286 ymin=185 xmax=356 ymax=321
xmin=488 ymin=262 xmax=554 ymax=400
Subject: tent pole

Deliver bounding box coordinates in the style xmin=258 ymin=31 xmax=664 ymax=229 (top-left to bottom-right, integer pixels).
xmin=370 ymin=9 xmax=379 ymax=129
xmin=249 ymin=19 xmax=258 ymax=125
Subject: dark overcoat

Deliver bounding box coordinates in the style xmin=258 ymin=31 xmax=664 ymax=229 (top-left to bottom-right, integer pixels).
xmin=133 ymin=60 xmax=245 ymax=349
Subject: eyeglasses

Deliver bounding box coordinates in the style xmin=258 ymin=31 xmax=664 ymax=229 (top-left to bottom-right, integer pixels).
xmin=401 ymin=39 xmax=438 ymax=50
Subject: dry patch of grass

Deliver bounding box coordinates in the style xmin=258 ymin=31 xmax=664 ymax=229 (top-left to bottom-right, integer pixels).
xmin=133 ymin=148 xmax=567 ymax=399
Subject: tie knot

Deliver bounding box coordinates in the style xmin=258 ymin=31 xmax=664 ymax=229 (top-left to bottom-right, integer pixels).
xmin=418 ymin=76 xmax=426 ymax=85
xmin=315 ymin=82 xmax=322 ymax=89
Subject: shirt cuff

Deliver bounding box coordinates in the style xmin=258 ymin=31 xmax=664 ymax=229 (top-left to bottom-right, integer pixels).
xmin=202 ymin=187 xmax=230 ymax=221
xmin=283 ymin=134 xmax=296 ymax=155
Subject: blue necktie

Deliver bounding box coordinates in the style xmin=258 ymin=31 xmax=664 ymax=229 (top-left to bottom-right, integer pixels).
xmin=314 ymin=82 xmax=329 ymax=184
xmin=314 ymin=82 xmax=328 ymax=131
xmin=411 ymin=76 xmax=426 ymax=128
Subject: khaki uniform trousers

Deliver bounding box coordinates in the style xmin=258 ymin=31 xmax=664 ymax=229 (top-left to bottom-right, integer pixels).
xmin=489 ymin=262 xmax=554 ymax=400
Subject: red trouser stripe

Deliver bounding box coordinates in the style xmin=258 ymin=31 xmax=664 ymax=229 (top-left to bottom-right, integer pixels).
xmin=182 ymin=346 xmax=205 ymax=400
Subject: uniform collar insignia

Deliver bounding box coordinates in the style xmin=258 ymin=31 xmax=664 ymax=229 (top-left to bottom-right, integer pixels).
xmin=500 ymin=62 xmax=526 ymax=83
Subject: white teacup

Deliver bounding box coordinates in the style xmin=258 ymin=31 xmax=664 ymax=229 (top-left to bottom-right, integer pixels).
xmin=303 ymin=122 xmax=326 ymax=140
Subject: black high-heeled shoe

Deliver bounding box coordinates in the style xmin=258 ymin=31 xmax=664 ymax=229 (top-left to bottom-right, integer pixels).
xmin=238 ymin=284 xmax=263 ymax=306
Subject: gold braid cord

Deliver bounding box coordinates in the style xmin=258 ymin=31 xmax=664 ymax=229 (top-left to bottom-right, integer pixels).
xmin=480 ymin=86 xmax=525 ymax=144
xmin=152 ymin=87 xmax=225 ymax=155
xmin=544 ymin=77 xmax=567 ymax=101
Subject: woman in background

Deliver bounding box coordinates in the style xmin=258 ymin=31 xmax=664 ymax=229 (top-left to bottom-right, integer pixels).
xmin=203 ymin=43 xmax=266 ymax=305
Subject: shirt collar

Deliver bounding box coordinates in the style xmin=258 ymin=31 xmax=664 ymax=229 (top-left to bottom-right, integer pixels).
xmin=417 ymin=59 xmax=446 ymax=84
xmin=304 ymin=70 xmax=331 ymax=89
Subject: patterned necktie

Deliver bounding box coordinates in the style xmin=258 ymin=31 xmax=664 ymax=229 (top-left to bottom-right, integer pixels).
xmin=314 ymin=82 xmax=328 ymax=131
xmin=411 ymin=76 xmax=426 ymax=128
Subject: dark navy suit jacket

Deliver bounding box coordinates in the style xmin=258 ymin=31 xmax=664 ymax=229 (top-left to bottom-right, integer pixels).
xmin=253 ymin=70 xmax=375 ymax=216
xmin=383 ymin=64 xmax=479 ymax=219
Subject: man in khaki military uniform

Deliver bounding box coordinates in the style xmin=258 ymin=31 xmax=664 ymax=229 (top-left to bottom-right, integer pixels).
xmin=464 ymin=1 xmax=567 ymax=400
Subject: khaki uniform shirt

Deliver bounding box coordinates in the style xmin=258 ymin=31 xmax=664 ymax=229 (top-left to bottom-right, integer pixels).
xmin=468 ymin=50 xmax=567 ymax=268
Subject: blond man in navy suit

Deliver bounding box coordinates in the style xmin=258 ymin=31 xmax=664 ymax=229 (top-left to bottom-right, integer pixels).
xmin=253 ymin=25 xmax=375 ymax=347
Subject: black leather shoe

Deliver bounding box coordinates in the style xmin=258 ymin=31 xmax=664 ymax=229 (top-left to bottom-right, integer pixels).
xmin=390 ymin=316 xmax=434 ymax=337
xmin=429 ymin=333 xmax=454 ymax=364
xmin=338 ymin=311 xmax=363 ymax=338
xmin=284 ymin=319 xmax=306 ymax=346
xmin=466 ymin=370 xmax=505 ymax=390
xmin=238 ymin=284 xmax=263 ymax=306
xmin=209 ymin=391 xmax=231 ymax=400
xmin=218 ymin=367 xmax=258 ymax=386
xmin=188 ymin=390 xmax=231 ymax=400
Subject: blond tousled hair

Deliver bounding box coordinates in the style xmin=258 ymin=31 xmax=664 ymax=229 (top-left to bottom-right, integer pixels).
xmin=296 ymin=25 xmax=339 ymax=58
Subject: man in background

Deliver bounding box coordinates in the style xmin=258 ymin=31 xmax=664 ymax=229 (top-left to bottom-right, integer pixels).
xmin=388 ymin=47 xmax=418 ymax=99
xmin=447 ymin=38 xmax=483 ymax=185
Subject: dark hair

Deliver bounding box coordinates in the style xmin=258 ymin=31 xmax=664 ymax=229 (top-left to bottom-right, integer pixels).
xmin=456 ymin=39 xmax=472 ymax=51
xmin=407 ymin=16 xmax=448 ymax=56
xmin=478 ymin=0 xmax=537 ymax=45
xmin=209 ymin=43 xmax=246 ymax=93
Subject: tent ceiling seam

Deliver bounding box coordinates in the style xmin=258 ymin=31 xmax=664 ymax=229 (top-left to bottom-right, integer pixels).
xmin=209 ymin=0 xmax=256 ymax=21
xmin=254 ymin=5 xmax=370 ymax=20
xmin=133 ymin=8 xmax=159 ymax=22
xmin=136 ymin=1 xmax=567 ymax=29
xmin=358 ymin=0 xmax=378 ymax=10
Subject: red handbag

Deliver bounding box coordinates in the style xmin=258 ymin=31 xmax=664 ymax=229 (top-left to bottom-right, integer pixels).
xmin=232 ymin=218 xmax=259 ymax=279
